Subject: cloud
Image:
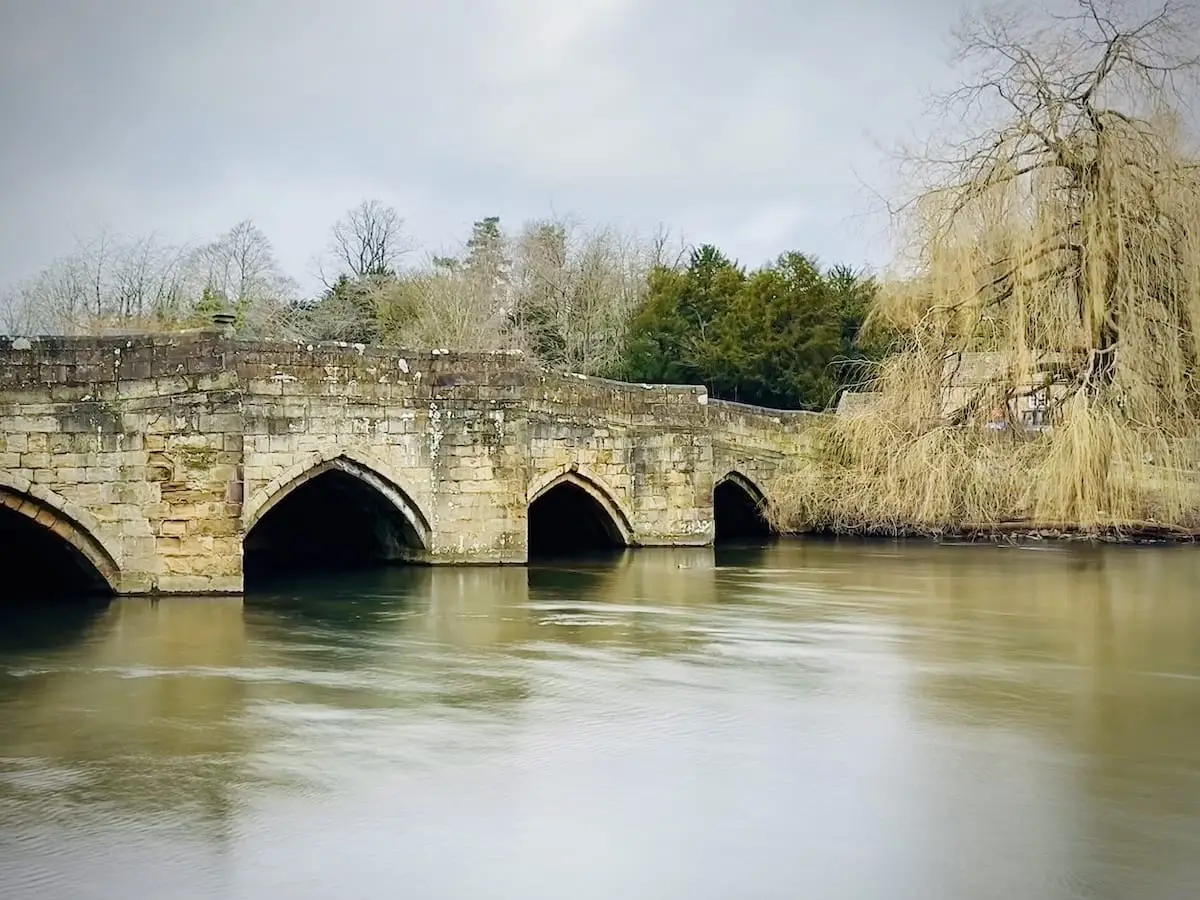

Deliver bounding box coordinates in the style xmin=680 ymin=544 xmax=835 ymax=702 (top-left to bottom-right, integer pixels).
xmin=0 ymin=0 xmax=966 ymax=296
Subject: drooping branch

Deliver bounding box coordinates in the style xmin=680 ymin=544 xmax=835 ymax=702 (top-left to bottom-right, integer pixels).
xmin=769 ymin=0 xmax=1200 ymax=538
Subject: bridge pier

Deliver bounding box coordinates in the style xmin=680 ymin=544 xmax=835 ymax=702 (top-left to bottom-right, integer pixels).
xmin=0 ymin=332 xmax=817 ymax=595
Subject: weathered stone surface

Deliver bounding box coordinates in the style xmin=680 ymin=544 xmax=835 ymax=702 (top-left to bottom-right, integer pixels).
xmin=0 ymin=330 xmax=821 ymax=594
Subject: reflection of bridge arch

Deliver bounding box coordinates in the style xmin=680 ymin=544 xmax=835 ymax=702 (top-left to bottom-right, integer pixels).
xmin=243 ymin=449 xmax=431 ymax=551
xmin=527 ymin=464 xmax=635 ymax=548
xmin=0 ymin=473 xmax=121 ymax=593
xmin=714 ymin=469 xmax=774 ymax=539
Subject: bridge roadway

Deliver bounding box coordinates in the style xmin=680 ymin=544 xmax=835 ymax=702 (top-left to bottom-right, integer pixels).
xmin=0 ymin=330 xmax=819 ymax=594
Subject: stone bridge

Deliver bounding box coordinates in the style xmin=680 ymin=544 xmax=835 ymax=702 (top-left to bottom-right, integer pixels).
xmin=0 ymin=330 xmax=819 ymax=595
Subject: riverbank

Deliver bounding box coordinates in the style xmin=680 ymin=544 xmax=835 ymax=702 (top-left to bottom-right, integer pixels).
xmin=765 ymin=411 xmax=1200 ymax=548
xmin=786 ymin=521 xmax=1200 ymax=546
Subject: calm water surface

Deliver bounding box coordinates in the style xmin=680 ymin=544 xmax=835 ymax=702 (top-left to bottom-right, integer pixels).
xmin=2 ymin=540 xmax=1200 ymax=899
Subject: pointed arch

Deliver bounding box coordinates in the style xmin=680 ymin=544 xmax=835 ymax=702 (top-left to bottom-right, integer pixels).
xmin=714 ymin=470 xmax=775 ymax=539
xmin=716 ymin=470 xmax=770 ymax=512
xmin=527 ymin=464 xmax=635 ymax=547
xmin=0 ymin=473 xmax=121 ymax=593
xmin=243 ymin=449 xmax=431 ymax=550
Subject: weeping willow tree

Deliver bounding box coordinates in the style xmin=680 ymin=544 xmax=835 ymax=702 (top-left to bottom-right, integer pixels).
xmin=771 ymin=0 xmax=1200 ymax=537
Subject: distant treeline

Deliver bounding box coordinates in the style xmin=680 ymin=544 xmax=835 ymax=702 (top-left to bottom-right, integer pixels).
xmin=1 ymin=205 xmax=882 ymax=411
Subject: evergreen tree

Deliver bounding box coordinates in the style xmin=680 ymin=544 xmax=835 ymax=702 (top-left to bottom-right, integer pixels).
xmin=619 ymin=245 xmax=878 ymax=410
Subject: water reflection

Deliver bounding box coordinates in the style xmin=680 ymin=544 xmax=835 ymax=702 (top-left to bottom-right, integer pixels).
xmin=0 ymin=597 xmax=110 ymax=655
xmin=722 ymin=540 xmax=1200 ymax=899
xmin=1 ymin=541 xmax=1199 ymax=899
xmin=0 ymin=598 xmax=251 ymax=845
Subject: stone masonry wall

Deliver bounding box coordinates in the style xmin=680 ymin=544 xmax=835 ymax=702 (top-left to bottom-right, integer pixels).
xmin=708 ymin=398 xmax=821 ymax=506
xmin=0 ymin=330 xmax=818 ymax=594
xmin=234 ymin=342 xmax=532 ymax=565
xmin=0 ymin=332 xmax=241 ymax=594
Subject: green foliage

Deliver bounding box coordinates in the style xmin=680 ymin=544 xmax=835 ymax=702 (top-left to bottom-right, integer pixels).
xmin=619 ymin=245 xmax=742 ymax=383
xmin=303 ymin=273 xmax=393 ymax=343
xmin=191 ymin=286 xmax=227 ymax=322
xmin=464 ymin=216 xmax=509 ymax=288
xmin=619 ymin=245 xmax=879 ymax=410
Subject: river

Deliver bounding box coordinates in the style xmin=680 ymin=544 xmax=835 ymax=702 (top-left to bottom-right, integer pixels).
xmin=2 ymin=539 xmax=1199 ymax=899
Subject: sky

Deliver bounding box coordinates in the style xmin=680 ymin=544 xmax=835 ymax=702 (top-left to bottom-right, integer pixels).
xmin=0 ymin=0 xmax=967 ymax=296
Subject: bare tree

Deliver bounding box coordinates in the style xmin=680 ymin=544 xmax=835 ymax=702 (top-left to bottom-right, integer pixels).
xmin=0 ymin=285 xmax=40 ymax=334
xmin=110 ymin=233 xmax=191 ymax=322
xmin=510 ymin=215 xmax=661 ymax=374
xmin=189 ymin=220 xmax=295 ymax=307
xmin=296 ymin=211 xmax=665 ymax=359
xmin=369 ymin=266 xmax=524 ymax=352
xmin=881 ymin=0 xmax=1200 ymax=397
xmin=183 ymin=219 xmax=300 ymax=337
xmin=648 ymin=222 xmax=691 ymax=271
xmin=321 ymin=200 xmax=412 ymax=285
xmin=6 ymin=230 xmax=196 ymax=334
xmin=0 ymin=220 xmax=304 ymax=336
xmin=16 ymin=251 xmax=89 ymax=332
xmin=773 ymin=0 xmax=1200 ymax=536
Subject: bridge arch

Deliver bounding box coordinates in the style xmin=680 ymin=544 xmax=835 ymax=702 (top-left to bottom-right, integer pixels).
xmin=714 ymin=469 xmax=774 ymax=541
xmin=243 ymin=450 xmax=431 ymax=576
xmin=0 ymin=473 xmax=120 ymax=595
xmin=527 ymin=464 xmax=634 ymax=553
xmin=244 ymin=449 xmax=431 ymax=545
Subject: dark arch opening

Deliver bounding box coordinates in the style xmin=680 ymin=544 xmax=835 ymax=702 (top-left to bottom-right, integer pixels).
xmin=714 ymin=476 xmax=774 ymax=543
xmin=528 ymin=481 xmax=626 ymax=559
xmin=0 ymin=504 xmax=113 ymax=601
xmin=243 ymin=469 xmax=423 ymax=587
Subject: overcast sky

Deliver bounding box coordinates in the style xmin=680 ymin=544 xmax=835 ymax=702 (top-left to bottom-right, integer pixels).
xmin=0 ymin=0 xmax=965 ymax=295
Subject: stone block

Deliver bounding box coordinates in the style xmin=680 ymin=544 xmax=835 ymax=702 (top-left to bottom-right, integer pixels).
xmin=156 ymin=575 xmax=222 ymax=593
xmin=19 ymin=451 xmax=51 ymax=469
xmin=114 ymin=572 xmax=156 ymax=594
xmin=120 ymin=518 xmax=154 ymax=537
xmin=205 ymin=575 xmax=244 ymax=593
